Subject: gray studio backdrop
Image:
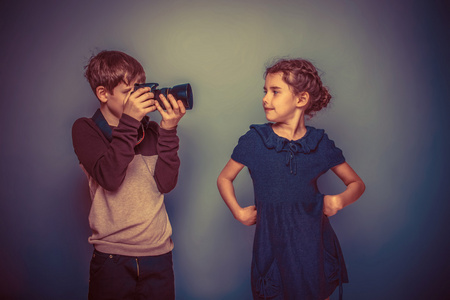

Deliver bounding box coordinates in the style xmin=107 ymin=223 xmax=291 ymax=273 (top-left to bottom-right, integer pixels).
xmin=1 ymin=0 xmax=449 ymax=299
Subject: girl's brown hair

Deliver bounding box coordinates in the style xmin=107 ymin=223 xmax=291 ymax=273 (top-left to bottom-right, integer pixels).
xmin=265 ymin=58 xmax=331 ymax=117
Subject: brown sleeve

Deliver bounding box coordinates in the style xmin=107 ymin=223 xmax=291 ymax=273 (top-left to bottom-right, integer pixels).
xmin=72 ymin=114 xmax=140 ymax=191
xmin=154 ymin=126 xmax=180 ymax=193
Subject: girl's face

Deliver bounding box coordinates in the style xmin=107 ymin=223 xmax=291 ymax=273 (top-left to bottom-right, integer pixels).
xmin=263 ymin=72 xmax=300 ymax=123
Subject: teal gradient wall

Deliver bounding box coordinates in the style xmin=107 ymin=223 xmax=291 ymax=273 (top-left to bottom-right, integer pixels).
xmin=1 ymin=0 xmax=449 ymax=299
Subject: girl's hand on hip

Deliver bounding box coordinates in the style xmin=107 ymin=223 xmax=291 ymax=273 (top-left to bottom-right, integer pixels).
xmin=323 ymin=195 xmax=343 ymax=217
xmin=236 ymin=205 xmax=257 ymax=226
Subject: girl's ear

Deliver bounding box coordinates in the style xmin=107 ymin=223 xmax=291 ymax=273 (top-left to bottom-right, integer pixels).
xmin=96 ymin=86 xmax=108 ymax=103
xmin=296 ymin=91 xmax=309 ymax=108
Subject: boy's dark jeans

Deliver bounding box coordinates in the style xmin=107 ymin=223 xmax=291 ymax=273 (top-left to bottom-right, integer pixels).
xmin=88 ymin=249 xmax=175 ymax=300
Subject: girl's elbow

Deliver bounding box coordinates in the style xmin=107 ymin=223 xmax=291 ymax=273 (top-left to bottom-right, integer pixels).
xmin=217 ymin=175 xmax=231 ymax=190
xmin=359 ymin=180 xmax=366 ymax=194
xmin=356 ymin=180 xmax=366 ymax=199
xmin=217 ymin=175 xmax=223 ymax=188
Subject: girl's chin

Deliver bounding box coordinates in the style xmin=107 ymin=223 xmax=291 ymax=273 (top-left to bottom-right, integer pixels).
xmin=264 ymin=112 xmax=275 ymax=121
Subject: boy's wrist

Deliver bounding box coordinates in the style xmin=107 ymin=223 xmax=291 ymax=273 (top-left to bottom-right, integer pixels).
xmin=160 ymin=119 xmax=179 ymax=131
xmin=160 ymin=124 xmax=177 ymax=131
xmin=120 ymin=113 xmax=142 ymax=129
xmin=159 ymin=124 xmax=178 ymax=133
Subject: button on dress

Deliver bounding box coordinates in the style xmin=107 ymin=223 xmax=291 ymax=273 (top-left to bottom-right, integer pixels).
xmin=231 ymin=124 xmax=349 ymax=300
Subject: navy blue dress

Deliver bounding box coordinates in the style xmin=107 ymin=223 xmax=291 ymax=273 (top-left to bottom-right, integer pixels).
xmin=231 ymin=124 xmax=348 ymax=300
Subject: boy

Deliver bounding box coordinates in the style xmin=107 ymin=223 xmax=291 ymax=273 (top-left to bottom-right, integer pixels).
xmin=72 ymin=50 xmax=185 ymax=299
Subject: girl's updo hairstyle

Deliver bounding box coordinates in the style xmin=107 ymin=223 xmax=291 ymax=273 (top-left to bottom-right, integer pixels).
xmin=264 ymin=58 xmax=331 ymax=117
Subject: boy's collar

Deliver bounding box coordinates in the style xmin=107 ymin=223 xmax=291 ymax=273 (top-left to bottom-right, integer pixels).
xmin=92 ymin=109 xmax=112 ymax=141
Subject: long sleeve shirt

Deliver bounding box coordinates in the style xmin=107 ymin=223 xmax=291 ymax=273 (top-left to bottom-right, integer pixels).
xmin=72 ymin=111 xmax=180 ymax=256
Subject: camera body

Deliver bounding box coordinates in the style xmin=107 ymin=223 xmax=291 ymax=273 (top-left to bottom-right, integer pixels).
xmin=134 ymin=82 xmax=193 ymax=110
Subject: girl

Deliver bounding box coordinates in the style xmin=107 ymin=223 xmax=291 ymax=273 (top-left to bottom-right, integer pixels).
xmin=217 ymin=58 xmax=365 ymax=300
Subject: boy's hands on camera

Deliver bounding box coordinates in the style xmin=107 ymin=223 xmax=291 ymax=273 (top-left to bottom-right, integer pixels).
xmin=156 ymin=94 xmax=186 ymax=130
xmin=122 ymin=86 xmax=186 ymax=129
xmin=123 ymin=87 xmax=156 ymax=121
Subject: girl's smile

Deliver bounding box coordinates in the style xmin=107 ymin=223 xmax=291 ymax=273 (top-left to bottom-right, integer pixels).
xmin=263 ymin=72 xmax=300 ymax=124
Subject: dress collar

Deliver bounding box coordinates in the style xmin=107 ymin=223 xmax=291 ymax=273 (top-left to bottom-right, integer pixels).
xmin=250 ymin=123 xmax=324 ymax=154
xmin=250 ymin=123 xmax=324 ymax=175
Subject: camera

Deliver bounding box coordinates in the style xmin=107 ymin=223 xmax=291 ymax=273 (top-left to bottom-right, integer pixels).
xmin=134 ymin=82 xmax=193 ymax=110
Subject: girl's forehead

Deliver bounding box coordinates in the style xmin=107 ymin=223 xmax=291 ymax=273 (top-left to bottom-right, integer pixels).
xmin=265 ymin=72 xmax=288 ymax=88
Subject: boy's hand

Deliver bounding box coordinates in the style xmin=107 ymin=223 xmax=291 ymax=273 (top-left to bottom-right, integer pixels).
xmin=123 ymin=87 xmax=156 ymax=121
xmin=156 ymin=94 xmax=186 ymax=130
xmin=235 ymin=205 xmax=257 ymax=226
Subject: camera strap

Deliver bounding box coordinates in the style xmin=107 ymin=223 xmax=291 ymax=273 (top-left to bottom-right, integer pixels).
xmin=92 ymin=109 xmax=146 ymax=145
xmin=92 ymin=109 xmax=112 ymax=142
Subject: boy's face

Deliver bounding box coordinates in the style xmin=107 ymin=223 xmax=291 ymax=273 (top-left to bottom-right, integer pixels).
xmin=106 ymin=81 xmax=135 ymax=119
xmin=98 ymin=79 xmax=143 ymax=126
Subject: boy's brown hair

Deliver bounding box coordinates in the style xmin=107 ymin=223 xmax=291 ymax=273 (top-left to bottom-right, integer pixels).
xmin=84 ymin=50 xmax=146 ymax=95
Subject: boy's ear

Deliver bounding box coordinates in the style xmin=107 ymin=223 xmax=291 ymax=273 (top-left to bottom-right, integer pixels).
xmin=96 ymin=86 xmax=108 ymax=103
xmin=296 ymin=91 xmax=309 ymax=108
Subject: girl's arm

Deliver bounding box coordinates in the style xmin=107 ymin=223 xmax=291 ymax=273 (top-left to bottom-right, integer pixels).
xmin=323 ymin=162 xmax=366 ymax=217
xmin=217 ymin=159 xmax=257 ymax=226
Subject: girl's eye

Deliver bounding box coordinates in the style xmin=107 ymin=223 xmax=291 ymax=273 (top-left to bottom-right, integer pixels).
xmin=273 ymin=91 xmax=279 ymax=95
